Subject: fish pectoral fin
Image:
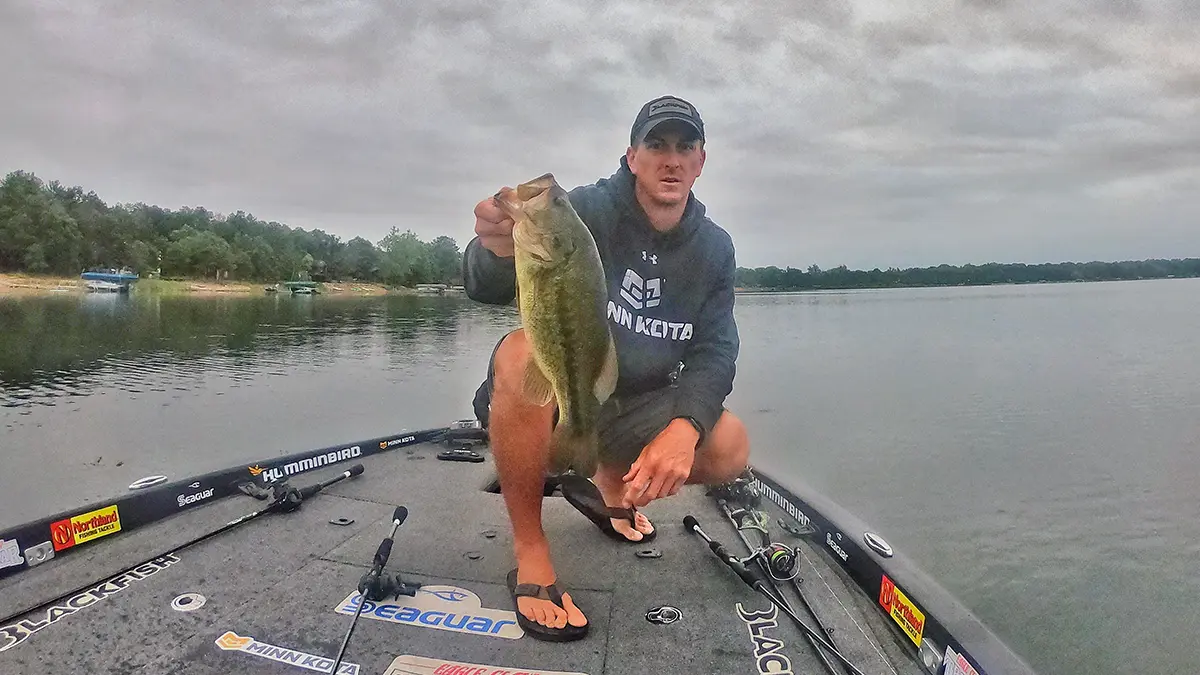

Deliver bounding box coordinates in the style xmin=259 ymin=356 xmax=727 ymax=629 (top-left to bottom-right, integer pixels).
xmin=521 ymin=357 xmax=555 ymax=406
xmin=594 ymin=333 xmax=619 ymax=404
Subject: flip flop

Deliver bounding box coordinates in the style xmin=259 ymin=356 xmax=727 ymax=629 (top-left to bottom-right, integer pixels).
xmin=506 ymin=568 xmax=589 ymax=642
xmin=558 ymin=474 xmax=657 ymax=544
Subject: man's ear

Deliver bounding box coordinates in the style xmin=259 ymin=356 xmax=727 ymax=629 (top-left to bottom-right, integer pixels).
xmin=625 ymin=145 xmax=637 ymax=172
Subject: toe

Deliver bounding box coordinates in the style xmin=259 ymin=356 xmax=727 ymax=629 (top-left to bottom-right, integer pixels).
xmin=610 ymin=518 xmax=644 ymax=541
xmin=562 ymin=592 xmax=588 ymax=628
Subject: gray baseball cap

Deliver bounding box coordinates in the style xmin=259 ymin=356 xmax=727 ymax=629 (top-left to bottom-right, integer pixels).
xmin=629 ymin=95 xmax=705 ymax=146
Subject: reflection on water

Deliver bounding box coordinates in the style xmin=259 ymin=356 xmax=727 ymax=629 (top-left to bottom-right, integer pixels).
xmin=3 ymin=279 xmax=1200 ymax=675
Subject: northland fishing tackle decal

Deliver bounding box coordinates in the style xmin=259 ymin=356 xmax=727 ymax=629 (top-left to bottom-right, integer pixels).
xmin=0 ymin=554 xmax=180 ymax=653
xmin=879 ymin=574 xmax=926 ymax=647
xmin=49 ymin=504 xmax=122 ymax=551
xmin=334 ymin=585 xmax=522 ymax=640
xmin=736 ymin=602 xmax=794 ymax=675
xmin=383 ymin=654 xmax=588 ymax=675
xmin=215 ymin=631 xmax=360 ymax=674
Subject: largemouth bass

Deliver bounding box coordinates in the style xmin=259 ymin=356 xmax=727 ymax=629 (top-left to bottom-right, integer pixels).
xmin=493 ymin=173 xmax=618 ymax=477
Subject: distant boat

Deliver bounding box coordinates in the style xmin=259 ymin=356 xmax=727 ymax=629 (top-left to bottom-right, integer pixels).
xmin=81 ymin=269 xmax=138 ymax=293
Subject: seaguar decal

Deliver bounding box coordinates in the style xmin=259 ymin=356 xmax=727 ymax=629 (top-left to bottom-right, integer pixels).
xmin=334 ymin=585 xmax=522 ymax=640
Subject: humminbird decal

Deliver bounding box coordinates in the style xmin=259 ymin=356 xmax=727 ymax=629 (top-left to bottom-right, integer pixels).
xmin=736 ymin=602 xmax=794 ymax=675
xmin=334 ymin=585 xmax=522 ymax=640
xmin=215 ymin=631 xmax=360 ymax=674
xmin=251 ymin=445 xmax=362 ymax=482
xmin=383 ymin=654 xmax=588 ymax=675
xmin=753 ymin=480 xmax=814 ymax=531
xmin=0 ymin=554 xmax=180 ymax=653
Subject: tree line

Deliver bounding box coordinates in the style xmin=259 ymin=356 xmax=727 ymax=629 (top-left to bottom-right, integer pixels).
xmin=5 ymin=169 xmax=1197 ymax=292
xmin=736 ymin=259 xmax=1200 ymax=291
xmin=0 ymin=170 xmax=462 ymax=286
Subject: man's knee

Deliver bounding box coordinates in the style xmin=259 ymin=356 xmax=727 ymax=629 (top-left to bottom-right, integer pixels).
xmin=697 ymin=411 xmax=750 ymax=484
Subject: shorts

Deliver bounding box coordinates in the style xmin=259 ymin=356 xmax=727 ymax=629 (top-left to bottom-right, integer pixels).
xmin=471 ymin=330 xmax=676 ymax=468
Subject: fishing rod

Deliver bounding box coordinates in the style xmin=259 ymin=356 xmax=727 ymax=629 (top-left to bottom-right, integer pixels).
xmin=0 ymin=464 xmax=364 ymax=627
xmin=329 ymin=505 xmax=419 ymax=675
xmin=717 ymin=498 xmax=847 ymax=675
xmin=684 ymin=514 xmax=868 ymax=675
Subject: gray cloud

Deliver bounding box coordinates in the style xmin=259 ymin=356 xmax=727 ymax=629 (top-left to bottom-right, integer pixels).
xmin=1 ymin=0 xmax=1197 ymax=270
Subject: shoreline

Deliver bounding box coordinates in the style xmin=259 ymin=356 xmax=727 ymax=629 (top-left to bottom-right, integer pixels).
xmin=0 ymin=273 xmax=422 ymax=298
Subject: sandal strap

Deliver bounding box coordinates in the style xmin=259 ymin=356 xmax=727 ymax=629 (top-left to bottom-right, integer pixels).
xmin=513 ymin=581 xmax=564 ymax=606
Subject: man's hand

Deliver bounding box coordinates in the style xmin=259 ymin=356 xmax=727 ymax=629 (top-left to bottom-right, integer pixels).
xmin=621 ymin=418 xmax=700 ymax=508
xmin=474 ymin=192 xmax=515 ymax=258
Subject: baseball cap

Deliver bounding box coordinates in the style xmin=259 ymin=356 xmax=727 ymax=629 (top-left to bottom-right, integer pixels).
xmin=629 ymin=95 xmax=705 ymax=146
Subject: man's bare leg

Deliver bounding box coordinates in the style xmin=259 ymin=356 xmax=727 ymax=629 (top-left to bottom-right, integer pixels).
xmin=592 ymin=410 xmax=751 ymax=540
xmin=489 ymin=329 xmax=587 ymax=631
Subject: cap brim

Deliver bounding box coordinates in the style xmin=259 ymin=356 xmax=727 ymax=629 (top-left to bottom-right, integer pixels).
xmin=633 ymin=116 xmax=703 ymax=146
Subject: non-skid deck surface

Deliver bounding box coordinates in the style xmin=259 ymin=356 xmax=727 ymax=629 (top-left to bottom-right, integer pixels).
xmin=0 ymin=442 xmax=924 ymax=675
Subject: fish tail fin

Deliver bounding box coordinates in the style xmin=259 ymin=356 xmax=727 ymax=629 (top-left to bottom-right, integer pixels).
xmin=549 ymin=421 xmax=600 ymax=478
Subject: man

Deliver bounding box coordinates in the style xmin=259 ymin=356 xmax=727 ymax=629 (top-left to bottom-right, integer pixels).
xmin=463 ymin=95 xmax=749 ymax=641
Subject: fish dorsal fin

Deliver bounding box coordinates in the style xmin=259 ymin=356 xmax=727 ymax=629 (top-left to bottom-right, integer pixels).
xmin=522 ymin=357 xmax=555 ymax=407
xmin=594 ymin=333 xmax=618 ymax=404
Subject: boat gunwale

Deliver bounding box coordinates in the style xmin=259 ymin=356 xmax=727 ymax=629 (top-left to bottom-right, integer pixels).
xmin=751 ymin=467 xmax=1039 ymax=675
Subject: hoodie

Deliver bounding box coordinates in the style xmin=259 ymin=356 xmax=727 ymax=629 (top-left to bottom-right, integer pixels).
xmin=462 ymin=156 xmax=740 ymax=442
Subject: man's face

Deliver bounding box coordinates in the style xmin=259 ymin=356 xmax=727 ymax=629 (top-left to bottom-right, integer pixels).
xmin=626 ymin=122 xmax=706 ymax=208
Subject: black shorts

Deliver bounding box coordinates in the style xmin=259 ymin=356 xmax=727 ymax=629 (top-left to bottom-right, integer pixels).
xmin=471 ymin=330 xmax=676 ymax=468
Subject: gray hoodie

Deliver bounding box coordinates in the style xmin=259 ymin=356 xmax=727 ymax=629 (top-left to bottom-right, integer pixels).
xmin=462 ymin=156 xmax=740 ymax=441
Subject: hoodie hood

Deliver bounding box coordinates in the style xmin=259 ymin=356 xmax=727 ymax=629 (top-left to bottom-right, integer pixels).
xmin=609 ymin=155 xmax=708 ymax=248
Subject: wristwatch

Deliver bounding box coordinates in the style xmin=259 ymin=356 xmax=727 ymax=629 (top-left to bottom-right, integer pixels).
xmin=677 ymin=416 xmax=704 ymax=446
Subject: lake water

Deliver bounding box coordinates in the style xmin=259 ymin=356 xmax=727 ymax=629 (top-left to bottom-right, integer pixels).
xmin=3 ymin=279 xmax=1198 ymax=675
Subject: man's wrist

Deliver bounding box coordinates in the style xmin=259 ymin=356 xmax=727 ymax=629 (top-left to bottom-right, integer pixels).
xmin=672 ymin=416 xmax=704 ymax=447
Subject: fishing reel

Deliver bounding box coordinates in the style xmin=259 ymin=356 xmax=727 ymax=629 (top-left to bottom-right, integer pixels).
xmin=727 ymin=506 xmax=801 ymax=581
xmin=706 ymin=469 xmax=762 ymax=509
xmin=358 ymin=570 xmax=422 ymax=601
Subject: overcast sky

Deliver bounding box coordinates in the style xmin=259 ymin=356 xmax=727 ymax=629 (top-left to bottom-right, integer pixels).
xmin=2 ymin=1 xmax=1197 ymax=270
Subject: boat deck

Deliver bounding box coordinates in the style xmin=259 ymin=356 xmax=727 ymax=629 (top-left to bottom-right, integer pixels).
xmin=0 ymin=438 xmax=924 ymax=675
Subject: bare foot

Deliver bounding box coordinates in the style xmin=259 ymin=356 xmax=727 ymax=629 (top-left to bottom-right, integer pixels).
xmin=593 ymin=466 xmax=656 ymax=542
xmin=514 ymin=542 xmax=587 ymax=631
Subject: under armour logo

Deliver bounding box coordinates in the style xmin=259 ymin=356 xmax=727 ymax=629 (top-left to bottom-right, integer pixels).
xmin=620 ymin=268 xmax=661 ymax=310
xmin=641 ymin=251 xmax=658 ymax=265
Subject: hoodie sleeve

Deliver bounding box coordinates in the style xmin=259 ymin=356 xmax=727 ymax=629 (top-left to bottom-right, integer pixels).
xmin=673 ymin=233 xmax=740 ymax=443
xmin=462 ymin=236 xmax=517 ymax=305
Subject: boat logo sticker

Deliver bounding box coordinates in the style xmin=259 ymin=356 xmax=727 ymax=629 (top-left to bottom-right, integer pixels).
xmin=0 ymin=539 xmax=24 ymax=570
xmin=215 ymin=631 xmax=360 ymax=674
xmin=736 ymin=602 xmax=794 ymax=675
xmin=825 ymin=532 xmax=849 ymax=562
xmin=879 ymin=574 xmax=925 ymax=647
xmin=334 ymin=584 xmax=523 ymax=640
xmin=251 ymin=445 xmax=362 ymax=483
xmin=0 ymin=554 xmax=180 ymax=653
xmin=177 ymin=485 xmax=215 ymax=507
xmin=49 ymin=504 xmax=122 ymax=552
xmin=383 ymin=654 xmax=588 ymax=675
xmin=943 ymin=645 xmax=981 ymax=675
